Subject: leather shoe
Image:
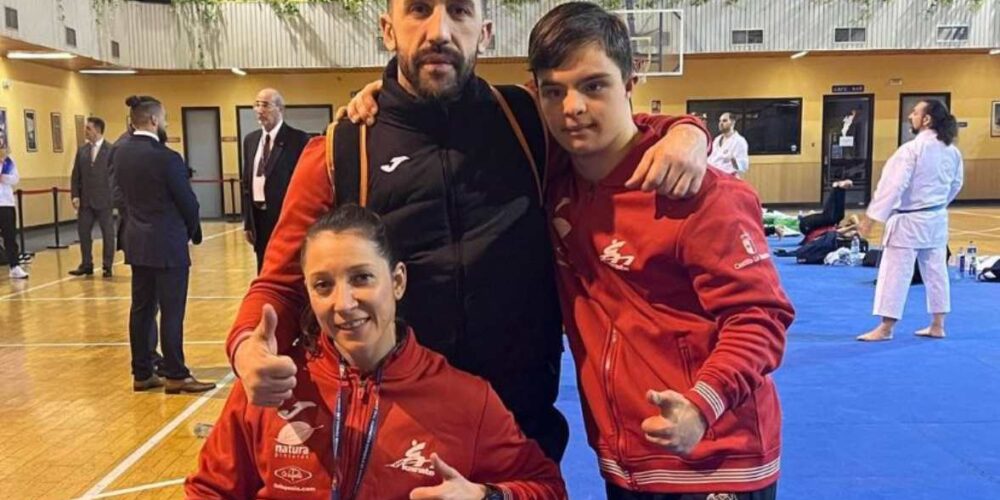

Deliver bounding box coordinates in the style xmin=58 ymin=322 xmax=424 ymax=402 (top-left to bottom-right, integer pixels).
xmin=133 ymin=375 xmax=164 ymax=392
xmin=165 ymin=377 xmax=216 ymax=394
xmin=68 ymin=266 xmax=94 ymax=276
xmin=102 ymin=267 xmax=113 ymax=278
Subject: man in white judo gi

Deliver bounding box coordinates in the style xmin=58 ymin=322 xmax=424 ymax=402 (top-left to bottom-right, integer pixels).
xmin=708 ymin=112 xmax=750 ymax=176
xmin=858 ymin=100 xmax=963 ymax=341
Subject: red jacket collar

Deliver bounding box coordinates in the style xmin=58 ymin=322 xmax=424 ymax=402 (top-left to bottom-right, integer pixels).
xmin=311 ymin=324 xmax=425 ymax=383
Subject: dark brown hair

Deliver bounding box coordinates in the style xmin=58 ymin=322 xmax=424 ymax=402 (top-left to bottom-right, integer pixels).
xmin=921 ymin=99 xmax=958 ymax=146
xmin=126 ymin=95 xmax=163 ymax=127
xmin=528 ymin=2 xmax=633 ymax=82
xmin=86 ymin=116 xmax=105 ymax=134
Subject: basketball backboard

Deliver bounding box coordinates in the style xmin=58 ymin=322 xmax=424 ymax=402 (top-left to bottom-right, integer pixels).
xmin=614 ymin=9 xmax=684 ymax=78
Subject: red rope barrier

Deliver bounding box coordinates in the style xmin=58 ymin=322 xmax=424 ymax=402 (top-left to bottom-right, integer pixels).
xmin=16 ymin=188 xmax=60 ymax=195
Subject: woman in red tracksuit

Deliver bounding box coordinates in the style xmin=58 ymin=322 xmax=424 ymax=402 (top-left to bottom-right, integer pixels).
xmin=186 ymin=204 xmax=565 ymax=499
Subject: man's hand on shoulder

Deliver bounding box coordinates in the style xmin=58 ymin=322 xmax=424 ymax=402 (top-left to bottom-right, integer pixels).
xmin=337 ymin=79 xmax=383 ymax=126
xmin=627 ymin=123 xmax=708 ymax=199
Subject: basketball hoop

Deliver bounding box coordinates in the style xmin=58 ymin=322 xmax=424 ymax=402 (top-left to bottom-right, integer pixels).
xmin=616 ymin=8 xmax=685 ymax=78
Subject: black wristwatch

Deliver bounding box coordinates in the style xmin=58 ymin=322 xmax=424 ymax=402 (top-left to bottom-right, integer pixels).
xmin=482 ymin=484 xmax=504 ymax=500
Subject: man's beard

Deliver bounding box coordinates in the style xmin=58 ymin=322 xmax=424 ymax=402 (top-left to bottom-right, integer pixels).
xmin=398 ymin=46 xmax=475 ymax=101
xmin=157 ymin=125 xmax=168 ymax=144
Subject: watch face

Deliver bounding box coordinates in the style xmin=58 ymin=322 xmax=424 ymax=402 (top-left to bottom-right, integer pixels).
xmin=484 ymin=486 xmax=504 ymax=500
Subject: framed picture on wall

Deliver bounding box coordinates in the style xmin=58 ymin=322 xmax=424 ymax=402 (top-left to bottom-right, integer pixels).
xmin=24 ymin=109 xmax=37 ymax=152
xmin=992 ymin=101 xmax=1000 ymax=138
xmin=51 ymin=112 xmax=63 ymax=153
xmin=0 ymin=108 xmax=8 ymax=150
xmin=75 ymin=115 xmax=86 ymax=148
xmin=898 ymin=93 xmax=950 ymax=145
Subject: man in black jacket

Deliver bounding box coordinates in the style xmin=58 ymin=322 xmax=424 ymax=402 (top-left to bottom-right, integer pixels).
xmin=115 ymin=95 xmax=215 ymax=394
xmin=69 ymin=117 xmax=115 ymax=277
xmin=241 ymin=88 xmax=310 ymax=272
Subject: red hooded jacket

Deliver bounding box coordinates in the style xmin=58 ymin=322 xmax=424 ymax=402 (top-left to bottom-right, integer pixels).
xmin=548 ymin=124 xmax=795 ymax=494
xmin=187 ymin=329 xmax=565 ymax=499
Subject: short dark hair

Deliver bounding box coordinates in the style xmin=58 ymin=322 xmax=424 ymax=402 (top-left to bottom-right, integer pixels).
xmin=126 ymin=95 xmax=163 ymax=127
xmin=528 ymin=2 xmax=633 ymax=81
xmin=301 ymin=203 xmax=397 ymax=268
xmin=299 ymin=203 xmax=399 ymax=354
xmin=86 ymin=117 xmax=105 ymax=134
xmin=921 ymin=99 xmax=958 ymax=146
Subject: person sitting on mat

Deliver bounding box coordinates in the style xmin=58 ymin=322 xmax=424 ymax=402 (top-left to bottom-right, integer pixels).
xmin=187 ymin=204 xmax=565 ymax=499
xmin=764 ymin=179 xmax=858 ymax=241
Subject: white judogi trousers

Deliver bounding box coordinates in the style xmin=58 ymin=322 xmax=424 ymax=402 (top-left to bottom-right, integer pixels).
xmin=873 ymin=245 xmax=950 ymax=319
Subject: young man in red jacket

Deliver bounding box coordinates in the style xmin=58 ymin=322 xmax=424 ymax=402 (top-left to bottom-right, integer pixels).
xmin=529 ymin=3 xmax=795 ymax=498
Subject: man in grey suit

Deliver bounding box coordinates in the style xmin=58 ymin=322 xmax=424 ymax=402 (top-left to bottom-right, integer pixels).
xmin=70 ymin=117 xmax=115 ymax=277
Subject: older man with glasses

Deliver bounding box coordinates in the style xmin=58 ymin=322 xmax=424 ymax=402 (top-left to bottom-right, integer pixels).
xmin=241 ymin=88 xmax=311 ymax=272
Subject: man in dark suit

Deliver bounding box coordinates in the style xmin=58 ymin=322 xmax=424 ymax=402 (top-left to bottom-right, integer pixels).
xmin=115 ymin=95 xmax=214 ymax=394
xmin=241 ymin=88 xmax=310 ymax=272
xmin=70 ymin=117 xmax=115 ymax=277
xmin=109 ymin=118 xmax=167 ymax=376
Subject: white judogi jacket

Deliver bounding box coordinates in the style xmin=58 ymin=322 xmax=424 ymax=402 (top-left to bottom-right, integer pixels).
xmin=867 ymin=129 xmax=963 ymax=249
xmin=708 ymin=130 xmax=749 ymax=175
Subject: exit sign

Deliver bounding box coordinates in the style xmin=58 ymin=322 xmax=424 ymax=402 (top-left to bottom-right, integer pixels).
xmin=832 ymin=85 xmax=865 ymax=93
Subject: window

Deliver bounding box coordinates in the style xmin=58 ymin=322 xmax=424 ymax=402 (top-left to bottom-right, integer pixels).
xmin=687 ymin=98 xmax=803 ymax=156
xmin=835 ymin=27 xmax=866 ymax=43
xmin=375 ymin=33 xmax=388 ymax=53
xmin=111 ymin=41 xmax=120 ymax=59
xmin=4 ymin=7 xmax=17 ymax=30
xmin=937 ymin=25 xmax=969 ymax=42
xmin=731 ymin=29 xmax=763 ymax=45
xmin=65 ymin=27 xmax=77 ymax=47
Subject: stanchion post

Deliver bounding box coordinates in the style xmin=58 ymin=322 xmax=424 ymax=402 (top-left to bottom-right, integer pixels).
xmin=228 ymin=178 xmax=237 ymax=220
xmin=15 ymin=189 xmax=26 ymax=255
xmin=46 ymin=187 xmax=68 ymax=249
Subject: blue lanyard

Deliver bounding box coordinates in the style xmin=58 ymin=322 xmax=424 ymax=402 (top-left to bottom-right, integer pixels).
xmin=330 ymin=360 xmax=383 ymax=500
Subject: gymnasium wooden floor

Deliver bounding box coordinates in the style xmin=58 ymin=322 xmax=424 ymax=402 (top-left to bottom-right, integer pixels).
xmin=1 ymin=207 xmax=998 ymax=499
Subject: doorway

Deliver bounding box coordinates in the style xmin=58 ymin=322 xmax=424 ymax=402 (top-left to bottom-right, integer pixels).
xmin=821 ymin=94 xmax=874 ymax=206
xmin=181 ymin=107 xmax=223 ymax=219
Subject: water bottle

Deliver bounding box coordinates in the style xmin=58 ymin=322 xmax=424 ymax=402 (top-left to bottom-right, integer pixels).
xmin=849 ymin=235 xmax=861 ymax=266
xmin=957 ymin=247 xmax=966 ymax=279
xmin=967 ymin=241 xmax=978 ymax=278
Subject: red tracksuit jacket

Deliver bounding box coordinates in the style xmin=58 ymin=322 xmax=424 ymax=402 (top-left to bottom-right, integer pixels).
xmin=186 ymin=330 xmax=566 ymax=499
xmin=548 ymin=124 xmax=795 ymax=494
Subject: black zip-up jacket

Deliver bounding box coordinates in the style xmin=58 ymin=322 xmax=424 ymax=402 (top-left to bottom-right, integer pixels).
xmin=344 ymin=61 xmax=563 ymax=374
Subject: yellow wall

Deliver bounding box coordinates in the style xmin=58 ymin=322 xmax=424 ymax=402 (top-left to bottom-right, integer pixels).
xmin=0 ymin=59 xmax=94 ymax=226
xmin=626 ymin=52 xmax=1000 ymax=204
xmin=90 ymin=71 xmax=387 ymax=178
xmin=7 ymin=51 xmax=999 ymax=229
